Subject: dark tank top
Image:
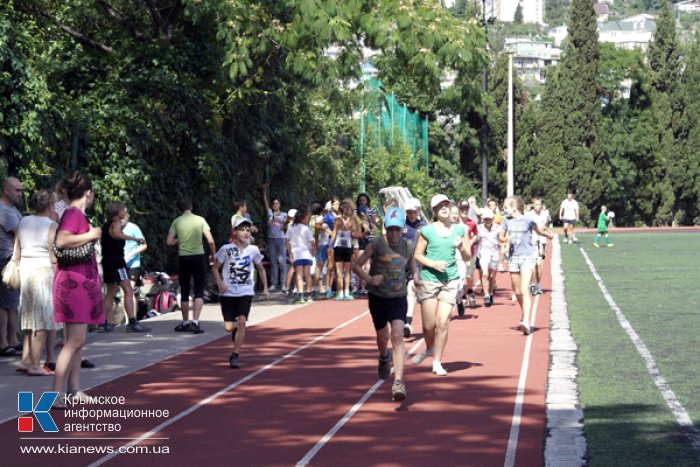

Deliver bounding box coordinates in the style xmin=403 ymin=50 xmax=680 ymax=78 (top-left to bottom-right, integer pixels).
xmin=101 ymin=222 xmax=126 ymax=267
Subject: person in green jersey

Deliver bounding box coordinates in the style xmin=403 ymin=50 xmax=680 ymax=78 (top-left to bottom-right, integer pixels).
xmin=412 ymin=195 xmax=472 ymax=376
xmin=593 ymin=205 xmax=614 ymax=248
xmin=166 ymin=198 xmax=216 ymax=334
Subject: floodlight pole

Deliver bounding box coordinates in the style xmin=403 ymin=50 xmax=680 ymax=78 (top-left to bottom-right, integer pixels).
xmin=480 ymin=0 xmax=490 ymax=206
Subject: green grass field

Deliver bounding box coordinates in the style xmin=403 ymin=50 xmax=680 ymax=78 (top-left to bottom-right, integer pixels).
xmin=560 ymin=232 xmax=700 ymax=466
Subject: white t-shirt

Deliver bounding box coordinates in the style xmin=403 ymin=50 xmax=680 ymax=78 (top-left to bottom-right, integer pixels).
xmin=215 ymin=243 xmax=263 ymax=297
xmin=477 ymin=223 xmax=502 ymax=257
xmin=529 ymin=210 xmax=550 ymax=243
xmin=560 ymin=199 xmax=579 ymax=220
xmin=285 ymin=223 xmax=314 ymax=261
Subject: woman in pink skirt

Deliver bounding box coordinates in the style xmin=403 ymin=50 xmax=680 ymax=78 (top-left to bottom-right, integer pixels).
xmin=51 ymin=171 xmax=103 ymax=407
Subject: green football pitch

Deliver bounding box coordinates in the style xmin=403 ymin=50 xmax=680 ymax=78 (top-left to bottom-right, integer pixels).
xmin=560 ymin=231 xmax=700 ymax=466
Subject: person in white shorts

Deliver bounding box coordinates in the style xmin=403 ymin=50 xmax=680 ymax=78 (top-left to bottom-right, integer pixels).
xmin=529 ymin=197 xmax=550 ymax=295
xmin=476 ymin=208 xmax=501 ymax=307
xmin=559 ymin=190 xmax=579 ymax=244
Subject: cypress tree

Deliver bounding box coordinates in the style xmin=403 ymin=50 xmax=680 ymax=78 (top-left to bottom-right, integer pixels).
xmin=531 ymin=0 xmax=606 ymax=222
xmin=647 ymin=0 xmax=680 ymax=225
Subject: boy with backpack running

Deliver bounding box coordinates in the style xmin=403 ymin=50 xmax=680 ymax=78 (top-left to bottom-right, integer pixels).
xmin=212 ymin=217 xmax=270 ymax=368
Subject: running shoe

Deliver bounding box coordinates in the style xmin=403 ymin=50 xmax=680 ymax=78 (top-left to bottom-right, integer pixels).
xmin=229 ymin=352 xmax=240 ymax=369
xmin=174 ymin=322 xmax=191 ymax=332
xmin=468 ymin=293 xmax=477 ymax=308
xmin=432 ymin=361 xmax=448 ymax=376
xmin=411 ymin=349 xmax=433 ymax=365
xmin=326 ymin=289 xmax=334 ymax=299
xmin=593 ymin=243 xmax=600 ymax=248
xmin=80 ymin=359 xmax=96 ymax=369
xmin=305 ymin=296 xmax=314 ymax=304
xmin=457 ymin=302 xmax=465 ymax=317
xmin=268 ymin=285 xmax=277 ymax=292
xmin=403 ymin=323 xmax=413 ymax=338
xmin=334 ymin=292 xmax=344 ymax=301
xmin=607 ymin=243 xmax=614 ymax=248
xmin=530 ymin=284 xmax=537 ymax=296
xmin=536 ymin=284 xmax=543 ymax=295
xmin=189 ymin=322 xmax=204 ymax=334
xmin=344 ymin=293 xmax=355 ymax=301
xmin=517 ymin=322 xmax=531 ymax=335
xmin=484 ymin=295 xmax=492 ymax=307
xmin=293 ymin=296 xmax=306 ymax=305
xmin=378 ymin=350 xmax=392 ymax=380
xmin=391 ymin=380 xmax=407 ymax=401
xmin=127 ymin=322 xmax=151 ymax=333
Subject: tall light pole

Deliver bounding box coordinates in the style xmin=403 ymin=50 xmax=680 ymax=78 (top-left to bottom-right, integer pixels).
xmin=479 ymin=0 xmax=493 ymax=206
xmin=507 ymin=52 xmax=514 ymax=197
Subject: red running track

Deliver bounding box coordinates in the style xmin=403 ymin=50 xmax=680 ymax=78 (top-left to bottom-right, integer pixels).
xmin=3 ymin=253 xmax=552 ymax=467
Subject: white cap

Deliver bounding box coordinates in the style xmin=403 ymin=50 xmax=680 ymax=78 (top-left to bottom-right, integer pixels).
xmin=233 ymin=216 xmax=252 ymax=229
xmin=287 ymin=209 xmax=297 ymax=218
xmin=481 ymin=208 xmax=494 ymax=219
xmin=405 ymin=198 xmax=421 ymax=211
xmin=324 ymin=201 xmax=332 ymax=211
xmin=430 ymin=194 xmax=450 ymax=209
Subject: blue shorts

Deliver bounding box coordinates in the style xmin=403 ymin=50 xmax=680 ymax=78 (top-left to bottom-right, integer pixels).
xmin=293 ymin=259 xmax=313 ymax=267
xmin=316 ymin=244 xmax=329 ymax=263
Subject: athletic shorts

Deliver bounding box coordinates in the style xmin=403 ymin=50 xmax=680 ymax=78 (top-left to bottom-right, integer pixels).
xmin=316 ymin=244 xmax=329 ymax=263
xmin=103 ymin=262 xmax=129 ymax=284
xmin=368 ymin=293 xmax=407 ymax=330
xmin=506 ymin=255 xmax=535 ymax=273
xmin=128 ymin=267 xmax=141 ymax=283
xmin=178 ymin=254 xmax=207 ymax=300
xmin=334 ymin=246 xmax=353 ymax=263
xmin=480 ymin=249 xmax=500 ymax=271
xmin=417 ymin=278 xmax=462 ymax=306
xmin=562 ymin=218 xmax=576 ymax=225
xmin=293 ymin=259 xmax=312 ymax=267
xmin=220 ymin=296 xmax=253 ymax=321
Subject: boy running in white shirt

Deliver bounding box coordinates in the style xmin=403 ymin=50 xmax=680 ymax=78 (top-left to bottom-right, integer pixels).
xmin=212 ymin=217 xmax=270 ymax=369
xmin=476 ymin=209 xmax=501 ymax=307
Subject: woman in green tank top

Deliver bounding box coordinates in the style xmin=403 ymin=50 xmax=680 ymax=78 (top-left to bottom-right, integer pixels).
xmin=412 ymin=195 xmax=472 ymax=376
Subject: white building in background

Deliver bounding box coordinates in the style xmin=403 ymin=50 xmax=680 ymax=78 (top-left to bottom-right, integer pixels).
xmin=485 ymin=0 xmax=545 ymax=24
xmin=598 ymin=14 xmax=656 ymax=51
xmin=547 ymin=14 xmax=656 ymax=51
xmin=504 ymin=38 xmax=561 ymax=82
xmin=676 ymin=0 xmax=700 ymax=12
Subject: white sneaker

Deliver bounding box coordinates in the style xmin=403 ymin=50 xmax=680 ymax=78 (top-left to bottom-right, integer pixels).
xmin=432 ymin=361 xmax=448 ymax=376
xmin=411 ymin=349 xmax=433 ymax=364
xmin=518 ymin=321 xmax=531 ymax=335
xmin=511 ymin=292 xmax=517 ymax=301
xmin=468 ymin=293 xmax=477 ymax=308
xmin=403 ymin=323 xmax=413 ymax=338
xmin=268 ymin=285 xmax=277 ymax=292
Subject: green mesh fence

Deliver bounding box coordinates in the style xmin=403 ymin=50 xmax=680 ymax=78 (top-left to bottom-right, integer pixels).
xmin=358 ymin=78 xmax=429 ymax=191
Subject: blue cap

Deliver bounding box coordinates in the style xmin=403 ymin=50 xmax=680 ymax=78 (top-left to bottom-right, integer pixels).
xmin=384 ymin=207 xmax=406 ymax=229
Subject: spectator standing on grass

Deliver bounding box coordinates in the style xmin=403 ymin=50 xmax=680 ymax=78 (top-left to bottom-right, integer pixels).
xmin=412 ymin=194 xmax=471 ymax=376
xmin=16 ymin=189 xmax=61 ymax=375
xmin=262 ymin=184 xmax=287 ymax=292
xmin=101 ymin=201 xmax=150 ymax=333
xmin=212 ymin=217 xmax=270 ymax=369
xmin=594 ymin=205 xmax=614 ymax=248
xmin=51 ymin=171 xmax=102 ymax=406
xmin=166 ymin=198 xmax=216 ymax=334
xmin=352 ymin=206 xmax=419 ymax=401
xmin=559 ymin=189 xmax=579 ymax=244
xmin=500 ymin=195 xmax=553 ymax=336
xmin=0 ymin=176 xmax=23 ymax=357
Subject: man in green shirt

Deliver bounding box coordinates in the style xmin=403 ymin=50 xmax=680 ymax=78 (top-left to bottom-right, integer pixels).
xmin=166 ymin=198 xmax=216 ymax=334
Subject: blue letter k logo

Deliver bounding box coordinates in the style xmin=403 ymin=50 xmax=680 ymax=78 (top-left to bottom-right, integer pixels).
xmin=18 ymin=392 xmax=59 ymax=432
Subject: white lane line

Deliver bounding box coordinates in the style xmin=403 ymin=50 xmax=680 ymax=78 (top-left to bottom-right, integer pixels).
xmin=579 ymin=248 xmax=700 ymax=457
xmin=504 ymin=293 xmax=541 ymax=467
xmin=88 ymin=310 xmax=370 ymax=467
xmin=296 ymin=339 xmax=425 ymax=466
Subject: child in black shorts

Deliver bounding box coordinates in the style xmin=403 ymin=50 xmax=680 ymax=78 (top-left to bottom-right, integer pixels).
xmin=352 ymin=207 xmax=420 ymax=401
xmin=212 ymin=218 xmax=270 ymax=368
